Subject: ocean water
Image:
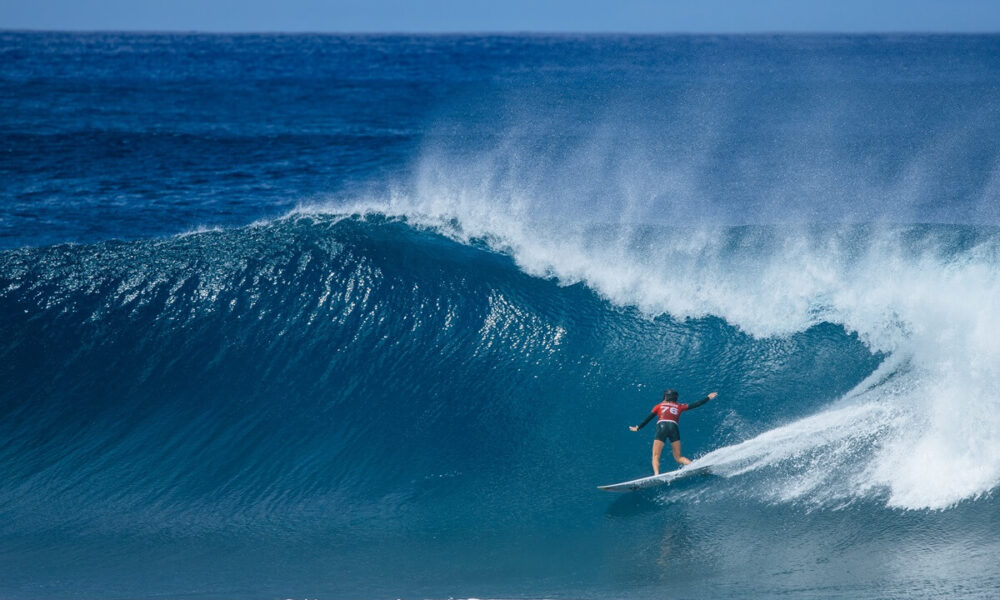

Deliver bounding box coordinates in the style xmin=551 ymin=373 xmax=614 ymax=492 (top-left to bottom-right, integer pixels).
xmin=2 ymin=32 xmax=1000 ymax=599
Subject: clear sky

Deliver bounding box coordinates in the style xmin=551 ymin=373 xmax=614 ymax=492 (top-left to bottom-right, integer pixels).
xmin=2 ymin=0 xmax=1000 ymax=33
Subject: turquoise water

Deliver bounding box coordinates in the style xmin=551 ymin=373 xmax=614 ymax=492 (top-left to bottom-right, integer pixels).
xmin=2 ymin=33 xmax=1000 ymax=599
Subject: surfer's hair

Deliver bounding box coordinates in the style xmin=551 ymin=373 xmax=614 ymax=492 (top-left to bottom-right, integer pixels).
xmin=663 ymin=389 xmax=678 ymax=402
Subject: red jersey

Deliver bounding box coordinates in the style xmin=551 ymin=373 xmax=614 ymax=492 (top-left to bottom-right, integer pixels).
xmin=652 ymin=400 xmax=689 ymax=424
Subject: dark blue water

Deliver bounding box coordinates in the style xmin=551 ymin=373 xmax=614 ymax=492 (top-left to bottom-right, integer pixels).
xmin=2 ymin=33 xmax=1000 ymax=599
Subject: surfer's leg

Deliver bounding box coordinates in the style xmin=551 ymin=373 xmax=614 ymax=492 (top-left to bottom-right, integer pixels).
xmin=652 ymin=440 xmax=664 ymax=475
xmin=652 ymin=421 xmax=673 ymax=474
xmin=671 ymin=441 xmax=691 ymax=465
xmin=663 ymin=422 xmax=690 ymax=465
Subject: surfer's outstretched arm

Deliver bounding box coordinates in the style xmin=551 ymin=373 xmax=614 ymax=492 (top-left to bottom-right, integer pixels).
xmin=629 ymin=412 xmax=655 ymax=432
xmin=687 ymin=391 xmax=718 ymax=410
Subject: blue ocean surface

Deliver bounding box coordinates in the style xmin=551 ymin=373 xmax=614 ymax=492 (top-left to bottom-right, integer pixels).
xmin=2 ymin=32 xmax=1000 ymax=599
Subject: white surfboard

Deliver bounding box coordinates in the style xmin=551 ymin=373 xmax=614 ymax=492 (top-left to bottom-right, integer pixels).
xmin=598 ymin=465 xmax=712 ymax=492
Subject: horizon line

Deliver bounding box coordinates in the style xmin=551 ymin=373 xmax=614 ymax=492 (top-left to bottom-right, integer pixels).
xmin=4 ymin=28 xmax=1000 ymax=36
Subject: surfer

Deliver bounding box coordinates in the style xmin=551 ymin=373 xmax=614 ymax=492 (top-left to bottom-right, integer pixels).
xmin=630 ymin=389 xmax=718 ymax=475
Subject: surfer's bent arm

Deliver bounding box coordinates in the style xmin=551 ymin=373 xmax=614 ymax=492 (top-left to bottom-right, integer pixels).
xmin=687 ymin=392 xmax=718 ymax=410
xmin=632 ymin=412 xmax=656 ymax=431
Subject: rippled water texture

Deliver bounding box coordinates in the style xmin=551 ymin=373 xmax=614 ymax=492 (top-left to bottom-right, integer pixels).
xmin=2 ymin=33 xmax=999 ymax=599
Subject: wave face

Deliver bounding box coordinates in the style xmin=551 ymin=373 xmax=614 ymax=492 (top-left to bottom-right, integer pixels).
xmin=3 ymin=33 xmax=1000 ymax=599
xmin=3 ymin=215 xmax=999 ymax=598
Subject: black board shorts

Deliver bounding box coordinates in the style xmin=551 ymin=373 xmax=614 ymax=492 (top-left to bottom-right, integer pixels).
xmin=655 ymin=420 xmax=680 ymax=443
